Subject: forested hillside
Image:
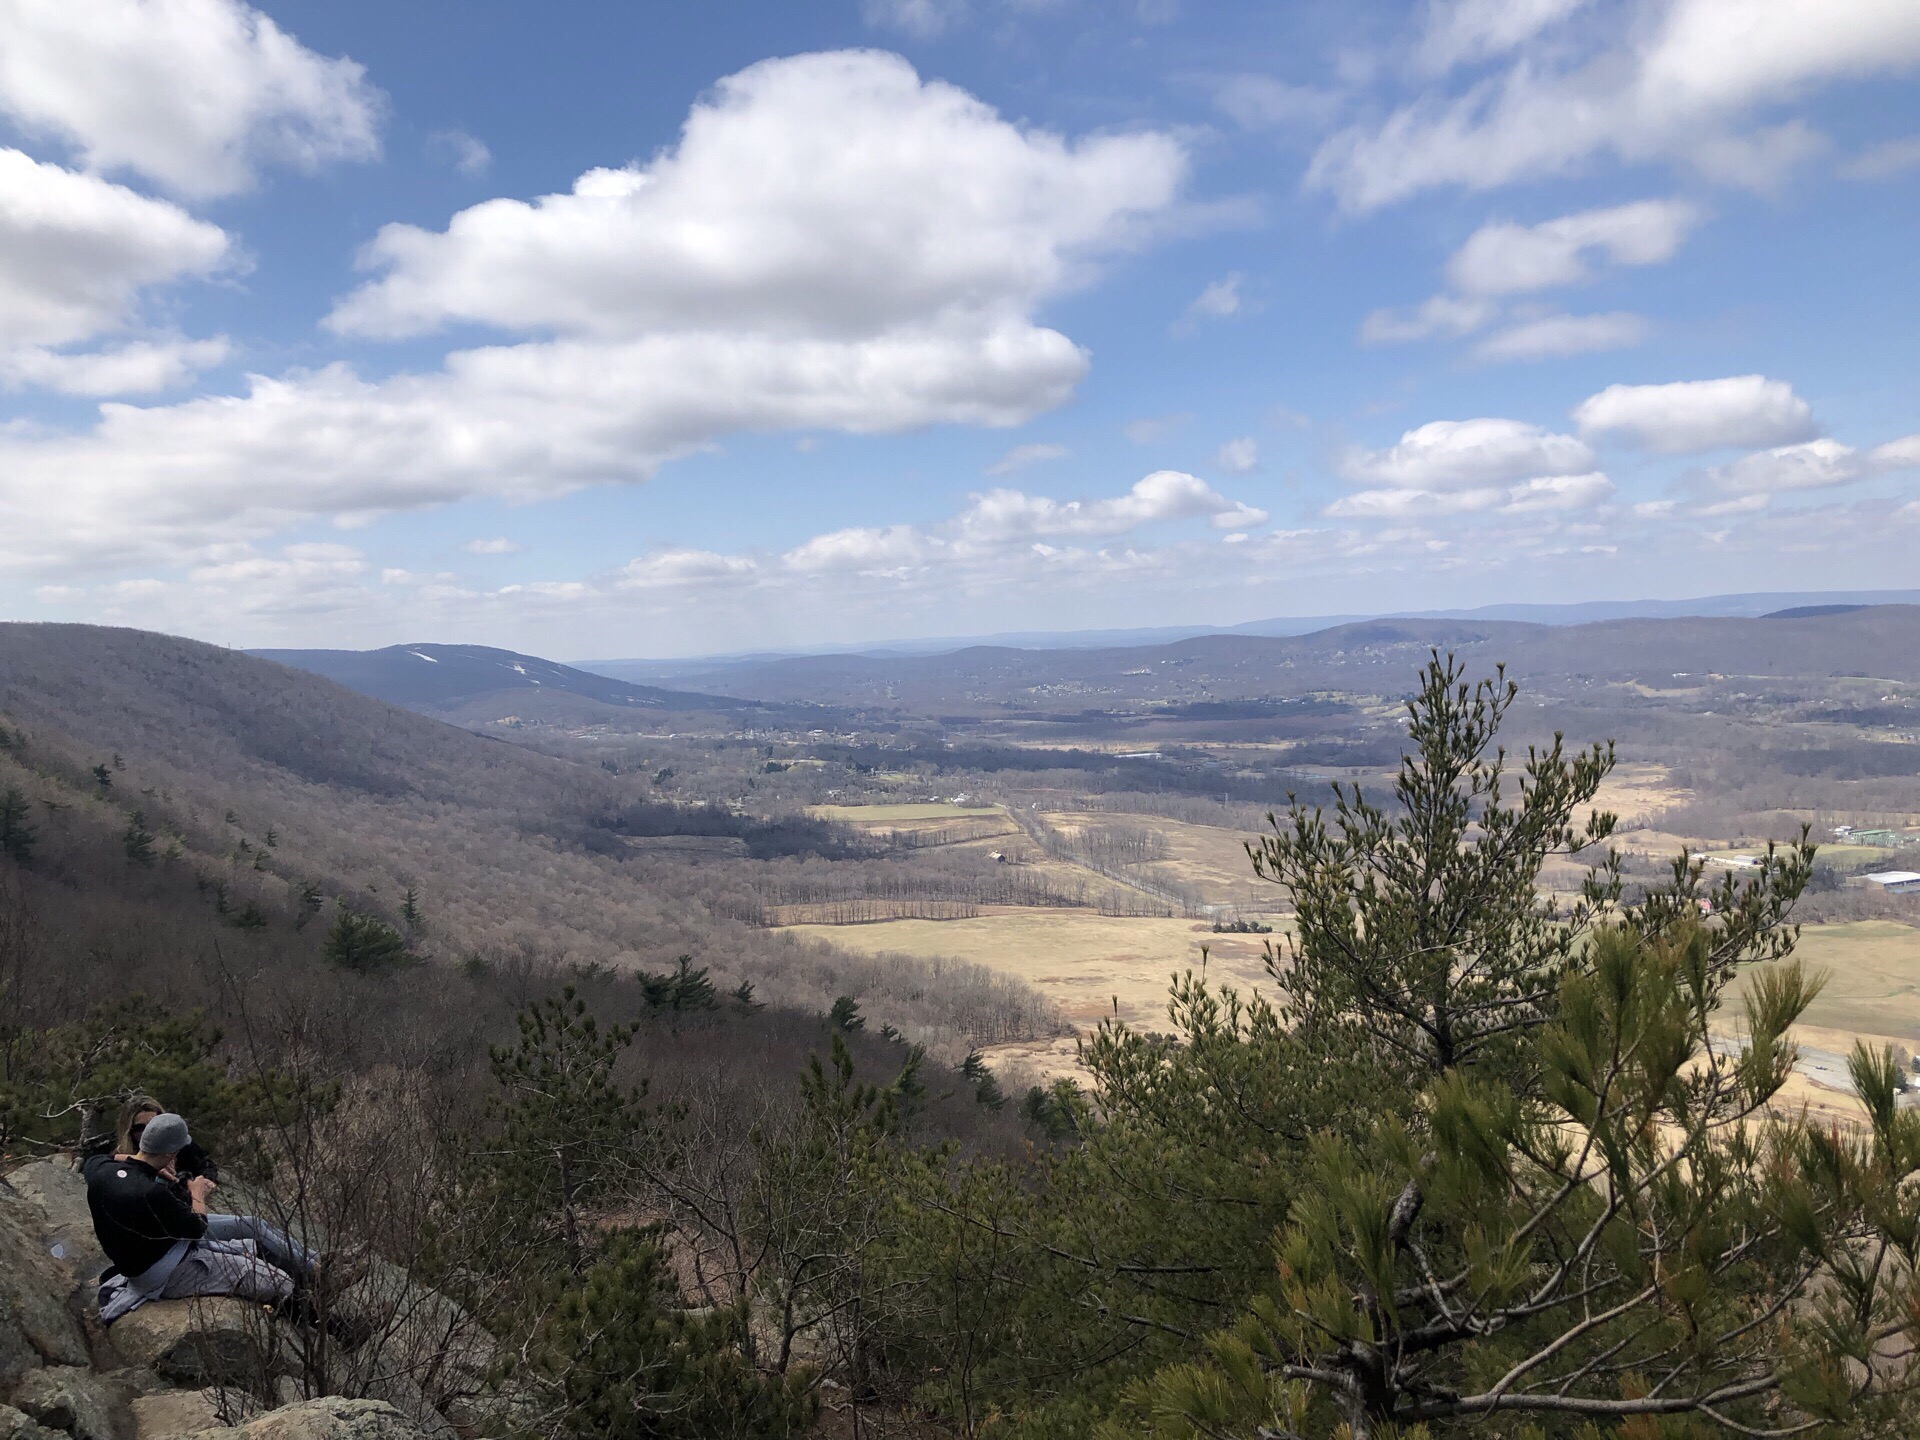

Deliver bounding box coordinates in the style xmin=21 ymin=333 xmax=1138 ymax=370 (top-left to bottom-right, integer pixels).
xmin=0 ymin=623 xmax=1054 ymax=1047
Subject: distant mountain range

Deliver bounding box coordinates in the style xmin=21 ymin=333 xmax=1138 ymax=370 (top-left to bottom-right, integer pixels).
xmin=577 ymin=588 xmax=1920 ymax=681
xmin=250 ymin=642 xmax=765 ymax=720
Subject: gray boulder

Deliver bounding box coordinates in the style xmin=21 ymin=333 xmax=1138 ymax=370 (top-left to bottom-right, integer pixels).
xmin=0 ymin=1403 xmax=67 ymax=1440
xmin=2 ymin=1165 xmax=105 ymax=1289
xmin=0 ymin=1184 xmax=92 ymax=1388
xmin=127 ymin=1392 xmax=256 ymax=1440
xmin=103 ymin=1304 xmax=290 ymax=1391
xmin=177 ymin=1398 xmax=423 ymax=1440
xmin=8 ymin=1366 xmax=131 ymax=1440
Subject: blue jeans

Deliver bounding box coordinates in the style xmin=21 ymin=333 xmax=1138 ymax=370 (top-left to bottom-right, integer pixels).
xmin=156 ymin=1221 xmax=318 ymax=1305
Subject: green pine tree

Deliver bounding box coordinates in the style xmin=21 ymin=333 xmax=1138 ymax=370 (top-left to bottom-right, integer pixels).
xmin=322 ymin=908 xmax=411 ymax=971
xmin=91 ymin=763 xmax=112 ymax=790
xmin=530 ymin=1228 xmax=816 ymax=1439
xmin=1097 ymin=655 xmax=1920 ymax=1438
xmin=0 ymin=786 xmax=35 ymax=865
xmin=480 ymin=986 xmax=645 ymax=1272
xmin=960 ymin=1049 xmax=1006 ymax=1110
xmin=122 ymin=810 xmax=155 ymax=866
xmin=401 ymin=885 xmax=422 ymax=930
xmin=827 ymin=995 xmax=865 ymax=1033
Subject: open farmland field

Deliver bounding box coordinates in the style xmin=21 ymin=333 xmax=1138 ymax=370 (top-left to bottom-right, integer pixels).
xmin=780 ymin=908 xmax=1286 ymax=1077
xmin=1764 ymin=921 xmax=1920 ymax=1045
xmin=1041 ymin=810 xmax=1282 ymax=909
xmin=810 ymin=802 xmax=1006 ymax=823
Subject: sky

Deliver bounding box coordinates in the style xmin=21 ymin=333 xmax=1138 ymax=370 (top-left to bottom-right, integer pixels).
xmin=2 ymin=0 xmax=1917 ymax=660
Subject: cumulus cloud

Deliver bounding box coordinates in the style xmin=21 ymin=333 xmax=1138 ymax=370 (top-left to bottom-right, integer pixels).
xmin=1474 ymin=311 xmax=1648 ymax=361
xmin=1311 ymin=0 xmax=1920 ymax=210
xmin=782 ymin=524 xmax=929 ymax=574
xmin=0 ymin=52 xmax=1189 ymax=574
xmin=618 ymin=549 xmax=760 ymax=589
xmin=957 ymin=471 xmax=1262 ymax=541
xmin=1700 ymin=433 xmax=1920 ymax=495
xmin=1445 ymin=199 xmax=1699 ymax=295
xmin=0 ymin=150 xmax=232 ymax=349
xmin=0 ymin=337 xmax=230 ymax=396
xmin=328 ymin=52 xmax=1184 ymax=341
xmin=462 ymin=537 xmax=522 ymax=555
xmin=1362 ymin=199 xmax=1687 ymax=357
xmin=1573 ymin=374 xmax=1816 ymax=452
xmin=1328 ymin=470 xmax=1612 ymax=519
xmin=0 ymin=0 xmax=383 ymax=198
xmin=1359 ymin=293 xmax=1497 ymax=344
xmin=1214 ymin=437 xmax=1259 ymax=474
xmin=985 ymin=442 xmax=1069 ymax=475
xmin=1340 ymin=417 xmax=1596 ymax=489
xmin=1177 ymin=272 xmax=1245 ymax=330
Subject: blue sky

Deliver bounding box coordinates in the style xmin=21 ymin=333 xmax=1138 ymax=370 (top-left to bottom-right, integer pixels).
xmin=2 ymin=0 xmax=1917 ymax=658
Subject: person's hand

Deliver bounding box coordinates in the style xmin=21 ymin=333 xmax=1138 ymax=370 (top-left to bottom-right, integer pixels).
xmin=188 ymin=1176 xmax=217 ymax=1205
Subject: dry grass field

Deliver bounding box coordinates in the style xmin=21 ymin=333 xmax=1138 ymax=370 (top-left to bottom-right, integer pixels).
xmin=1040 ymin=810 xmax=1282 ymax=909
xmin=810 ymin=802 xmax=1006 ymax=824
xmin=1767 ymin=921 xmax=1920 ymax=1045
xmin=780 ymin=908 xmax=1286 ymax=1077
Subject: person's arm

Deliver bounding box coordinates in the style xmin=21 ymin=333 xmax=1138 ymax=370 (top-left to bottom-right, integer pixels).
xmin=149 ymin=1176 xmax=210 ymax=1239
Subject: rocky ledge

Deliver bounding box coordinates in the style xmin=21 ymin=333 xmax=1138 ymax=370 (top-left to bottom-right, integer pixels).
xmin=1 ymin=1160 xmax=534 ymax=1440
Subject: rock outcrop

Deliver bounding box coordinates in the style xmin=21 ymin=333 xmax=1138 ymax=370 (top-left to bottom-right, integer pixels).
xmin=0 ymin=1164 xmax=503 ymax=1440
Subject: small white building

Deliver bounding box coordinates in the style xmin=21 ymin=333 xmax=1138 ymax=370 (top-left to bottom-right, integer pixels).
xmin=1863 ymin=871 xmax=1920 ymax=895
xmin=1707 ymin=854 xmax=1762 ymax=869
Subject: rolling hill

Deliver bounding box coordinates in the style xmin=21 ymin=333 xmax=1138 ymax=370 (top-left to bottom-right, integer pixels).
xmin=621 ymin=606 xmax=1920 ymax=712
xmin=250 ymin=642 xmax=765 ymax=720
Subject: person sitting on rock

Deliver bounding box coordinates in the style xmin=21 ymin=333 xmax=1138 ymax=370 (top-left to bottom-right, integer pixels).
xmin=110 ymin=1094 xmax=218 ymax=1182
xmin=82 ymin=1111 xmax=332 ymax=1322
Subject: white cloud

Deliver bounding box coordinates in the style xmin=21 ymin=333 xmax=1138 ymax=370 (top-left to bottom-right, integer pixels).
xmin=1311 ymin=0 xmax=1920 ymax=210
xmin=782 ymin=525 xmax=929 ymax=574
xmin=1415 ymin=0 xmax=1593 ymax=74
xmin=0 ymin=0 xmax=383 ymax=198
xmin=1501 ymin=471 xmax=1615 ymax=511
xmin=1359 ymin=293 xmax=1497 ymax=344
xmin=0 ymin=337 xmax=229 ymax=395
xmin=862 ymin=0 xmax=967 ymax=37
xmin=1701 ymin=433 xmax=1920 ymax=494
xmin=0 ymin=53 xmax=1189 ymax=574
xmin=1871 ymin=434 xmax=1920 ymax=469
xmin=1841 ymin=134 xmax=1920 ymax=179
xmin=957 ymin=470 xmax=1260 ymax=541
xmin=985 ymin=442 xmax=1069 ymax=475
xmin=1209 ymin=75 xmax=1340 ymax=131
xmin=0 ymin=150 xmax=232 ymax=349
xmin=1326 ymin=470 xmax=1612 ymax=519
xmin=1445 ymin=199 xmax=1699 ymax=296
xmin=1364 ymin=199 xmax=1688 ymax=357
xmin=462 ymin=537 xmax=523 ymax=555
xmin=1214 ymin=436 xmax=1259 ymax=474
xmin=1474 ymin=311 xmax=1648 ymax=361
xmin=1573 ymin=374 xmax=1816 ymax=453
xmin=1340 ymin=417 xmax=1595 ymax=489
xmin=329 ymin=51 xmax=1184 ymax=342
xmin=427 ymin=129 xmax=491 ymax=177
xmin=1182 ymin=272 xmax=1244 ymax=323
xmin=618 ymin=550 xmax=760 ymax=590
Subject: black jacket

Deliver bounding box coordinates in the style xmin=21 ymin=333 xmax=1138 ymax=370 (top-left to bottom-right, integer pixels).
xmin=81 ymin=1153 xmax=207 ymax=1279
